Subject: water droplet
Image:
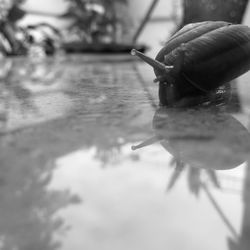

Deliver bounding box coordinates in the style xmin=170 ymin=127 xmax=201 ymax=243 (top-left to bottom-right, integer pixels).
xmin=130 ymin=49 xmax=136 ymax=56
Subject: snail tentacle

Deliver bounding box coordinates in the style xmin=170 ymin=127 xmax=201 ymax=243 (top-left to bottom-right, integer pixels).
xmin=131 ymin=49 xmax=173 ymax=72
xmin=131 ymin=136 xmax=160 ymax=150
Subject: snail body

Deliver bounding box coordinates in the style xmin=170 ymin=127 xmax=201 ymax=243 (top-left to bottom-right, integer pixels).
xmin=131 ymin=21 xmax=250 ymax=106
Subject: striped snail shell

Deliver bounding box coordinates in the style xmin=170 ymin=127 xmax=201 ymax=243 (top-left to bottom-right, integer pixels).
xmin=131 ymin=21 xmax=250 ymax=106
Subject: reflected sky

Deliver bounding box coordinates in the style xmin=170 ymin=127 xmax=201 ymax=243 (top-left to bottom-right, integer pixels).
xmin=0 ymin=55 xmax=250 ymax=250
xmin=50 ymin=146 xmax=246 ymax=250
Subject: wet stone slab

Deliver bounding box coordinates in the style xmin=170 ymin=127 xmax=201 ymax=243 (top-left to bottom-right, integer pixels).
xmin=0 ymin=54 xmax=250 ymax=250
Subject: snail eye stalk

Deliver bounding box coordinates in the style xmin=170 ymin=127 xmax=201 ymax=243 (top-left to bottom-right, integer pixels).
xmin=131 ymin=49 xmax=173 ymax=72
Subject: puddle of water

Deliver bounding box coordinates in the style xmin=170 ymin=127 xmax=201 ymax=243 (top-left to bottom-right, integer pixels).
xmin=0 ymin=55 xmax=250 ymax=250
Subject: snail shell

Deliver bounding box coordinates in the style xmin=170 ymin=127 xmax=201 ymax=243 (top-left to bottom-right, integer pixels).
xmin=131 ymin=21 xmax=250 ymax=106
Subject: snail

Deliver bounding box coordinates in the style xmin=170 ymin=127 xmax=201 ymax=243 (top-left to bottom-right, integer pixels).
xmin=131 ymin=21 xmax=250 ymax=106
xmin=132 ymin=107 xmax=250 ymax=170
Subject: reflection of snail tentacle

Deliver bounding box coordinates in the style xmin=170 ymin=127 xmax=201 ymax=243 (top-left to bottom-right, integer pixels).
xmin=131 ymin=136 xmax=160 ymax=151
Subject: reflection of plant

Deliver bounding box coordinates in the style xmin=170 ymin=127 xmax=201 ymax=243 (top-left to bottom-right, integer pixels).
xmin=0 ymin=60 xmax=35 ymax=120
xmin=0 ymin=153 xmax=81 ymax=250
xmin=64 ymin=0 xmax=128 ymax=43
xmin=227 ymin=162 xmax=250 ymax=250
xmin=167 ymin=158 xmax=221 ymax=196
xmin=0 ymin=57 xmax=65 ymax=133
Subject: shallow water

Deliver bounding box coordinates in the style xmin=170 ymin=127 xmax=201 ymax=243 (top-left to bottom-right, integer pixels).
xmin=0 ymin=54 xmax=250 ymax=250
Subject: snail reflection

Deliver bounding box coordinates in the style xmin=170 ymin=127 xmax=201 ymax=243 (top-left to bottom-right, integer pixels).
xmin=132 ymin=106 xmax=250 ymax=193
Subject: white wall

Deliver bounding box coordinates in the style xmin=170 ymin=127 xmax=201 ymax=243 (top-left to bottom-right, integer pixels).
xmin=127 ymin=0 xmax=182 ymax=56
xmin=19 ymin=0 xmax=69 ymax=28
xmin=243 ymin=1 xmax=250 ymax=25
xmin=23 ymin=0 xmax=67 ymax=14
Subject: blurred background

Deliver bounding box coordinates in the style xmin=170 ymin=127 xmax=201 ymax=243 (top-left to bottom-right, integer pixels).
xmin=2 ymin=0 xmax=250 ymax=58
xmin=0 ymin=0 xmax=181 ymax=57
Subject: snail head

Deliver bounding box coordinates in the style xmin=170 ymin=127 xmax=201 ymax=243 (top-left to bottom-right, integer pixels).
xmin=131 ymin=49 xmax=174 ymax=83
xmin=131 ymin=49 xmax=180 ymax=106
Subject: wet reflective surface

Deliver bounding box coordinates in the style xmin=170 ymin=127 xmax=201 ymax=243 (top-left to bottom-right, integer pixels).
xmin=0 ymin=54 xmax=250 ymax=250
